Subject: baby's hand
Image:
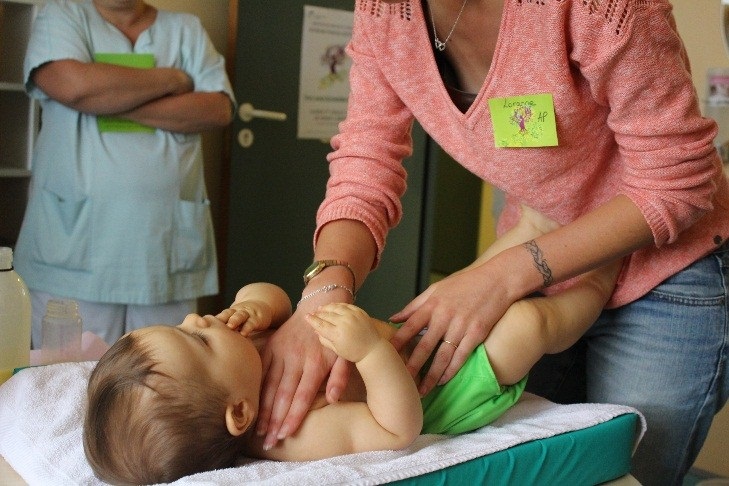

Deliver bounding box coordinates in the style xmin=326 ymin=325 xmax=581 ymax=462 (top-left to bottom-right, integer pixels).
xmin=305 ymin=303 xmax=382 ymax=363
xmin=216 ymin=300 xmax=273 ymax=336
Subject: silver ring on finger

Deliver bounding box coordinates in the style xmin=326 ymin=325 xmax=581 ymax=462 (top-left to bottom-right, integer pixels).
xmin=441 ymin=339 xmax=458 ymax=350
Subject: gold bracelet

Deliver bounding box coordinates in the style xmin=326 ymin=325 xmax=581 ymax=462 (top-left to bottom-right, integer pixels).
xmin=297 ymin=283 xmax=354 ymax=307
xmin=303 ymin=260 xmax=357 ymax=295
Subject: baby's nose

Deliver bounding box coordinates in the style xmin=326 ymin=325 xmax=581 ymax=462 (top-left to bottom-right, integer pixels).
xmin=201 ymin=314 xmax=226 ymax=327
xmin=181 ymin=313 xmax=209 ymax=328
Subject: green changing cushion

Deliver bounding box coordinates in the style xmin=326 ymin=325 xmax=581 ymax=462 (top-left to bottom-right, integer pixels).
xmin=392 ymin=413 xmax=638 ymax=485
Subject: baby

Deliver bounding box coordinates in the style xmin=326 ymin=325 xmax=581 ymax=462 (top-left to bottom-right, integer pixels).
xmin=83 ymin=208 xmax=620 ymax=484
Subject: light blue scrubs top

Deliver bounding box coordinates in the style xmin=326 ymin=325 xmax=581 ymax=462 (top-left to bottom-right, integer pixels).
xmin=14 ymin=0 xmax=236 ymax=304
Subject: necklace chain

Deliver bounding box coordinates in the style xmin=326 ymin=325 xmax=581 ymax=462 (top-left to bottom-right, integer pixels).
xmin=427 ymin=0 xmax=469 ymax=52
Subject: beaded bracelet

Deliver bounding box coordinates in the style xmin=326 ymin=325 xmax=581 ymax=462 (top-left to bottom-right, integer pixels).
xmin=297 ymin=283 xmax=354 ymax=307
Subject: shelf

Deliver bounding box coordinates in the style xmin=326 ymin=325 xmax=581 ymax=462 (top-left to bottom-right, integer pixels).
xmin=0 ymin=1 xmax=37 ymax=84
xmin=0 ymin=0 xmax=42 ymax=247
xmin=0 ymin=90 xmax=37 ymax=171
xmin=0 ymin=0 xmax=44 ymax=6
xmin=0 ymin=81 xmax=24 ymax=91
xmin=0 ymin=168 xmax=31 ymax=177
xmin=0 ymin=176 xmax=30 ymax=246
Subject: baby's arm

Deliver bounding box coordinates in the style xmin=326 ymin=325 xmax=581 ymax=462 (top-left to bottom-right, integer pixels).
xmin=216 ymin=283 xmax=293 ymax=336
xmin=303 ymin=304 xmax=422 ymax=454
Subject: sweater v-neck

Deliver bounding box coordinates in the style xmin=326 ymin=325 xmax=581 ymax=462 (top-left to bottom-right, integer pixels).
xmin=411 ymin=0 xmax=510 ymax=122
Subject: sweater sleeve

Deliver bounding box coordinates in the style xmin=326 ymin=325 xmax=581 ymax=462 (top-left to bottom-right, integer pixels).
xmin=570 ymin=0 xmax=721 ymax=246
xmin=314 ymin=10 xmax=415 ymax=266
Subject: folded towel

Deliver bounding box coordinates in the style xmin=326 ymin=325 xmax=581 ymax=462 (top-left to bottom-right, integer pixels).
xmin=0 ymin=362 xmax=645 ymax=486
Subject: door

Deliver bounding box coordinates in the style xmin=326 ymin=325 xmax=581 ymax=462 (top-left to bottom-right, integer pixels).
xmin=225 ymin=1 xmax=433 ymax=318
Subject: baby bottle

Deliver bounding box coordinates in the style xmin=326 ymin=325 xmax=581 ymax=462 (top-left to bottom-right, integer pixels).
xmin=41 ymin=299 xmax=82 ymax=365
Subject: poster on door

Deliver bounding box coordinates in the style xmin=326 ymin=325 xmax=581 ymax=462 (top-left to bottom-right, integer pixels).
xmin=297 ymin=5 xmax=353 ymax=140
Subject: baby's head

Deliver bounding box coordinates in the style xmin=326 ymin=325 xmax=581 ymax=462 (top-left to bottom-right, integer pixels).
xmin=83 ymin=314 xmax=263 ymax=484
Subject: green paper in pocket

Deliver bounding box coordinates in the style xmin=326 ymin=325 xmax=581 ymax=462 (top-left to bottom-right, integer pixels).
xmin=94 ymin=53 xmax=156 ymax=133
xmin=488 ymin=93 xmax=558 ymax=148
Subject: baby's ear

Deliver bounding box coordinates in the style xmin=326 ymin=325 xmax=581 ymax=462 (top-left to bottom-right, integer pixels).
xmin=225 ymin=399 xmax=256 ymax=436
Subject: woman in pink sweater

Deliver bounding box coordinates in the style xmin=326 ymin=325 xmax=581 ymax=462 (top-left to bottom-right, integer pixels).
xmin=260 ymin=1 xmax=729 ymax=484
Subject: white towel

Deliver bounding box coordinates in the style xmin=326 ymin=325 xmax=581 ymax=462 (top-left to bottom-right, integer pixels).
xmin=0 ymin=361 xmax=645 ymax=486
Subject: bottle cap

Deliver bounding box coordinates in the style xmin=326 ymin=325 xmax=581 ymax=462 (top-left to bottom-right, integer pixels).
xmin=44 ymin=299 xmax=81 ymax=319
xmin=0 ymin=247 xmax=13 ymax=271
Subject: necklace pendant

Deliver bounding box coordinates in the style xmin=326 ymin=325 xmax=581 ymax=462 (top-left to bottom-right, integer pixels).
xmin=427 ymin=0 xmax=468 ymax=52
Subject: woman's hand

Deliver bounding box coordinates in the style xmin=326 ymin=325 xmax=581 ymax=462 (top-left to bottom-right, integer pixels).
xmin=256 ymin=301 xmax=351 ymax=451
xmin=390 ymin=262 xmax=516 ymax=396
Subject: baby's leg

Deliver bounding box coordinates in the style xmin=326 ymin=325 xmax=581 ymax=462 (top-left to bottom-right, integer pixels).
xmin=463 ymin=204 xmax=561 ymax=271
xmin=484 ymin=260 xmax=620 ymax=386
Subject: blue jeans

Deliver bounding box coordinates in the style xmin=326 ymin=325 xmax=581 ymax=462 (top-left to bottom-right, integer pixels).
xmin=526 ymin=243 xmax=729 ymax=486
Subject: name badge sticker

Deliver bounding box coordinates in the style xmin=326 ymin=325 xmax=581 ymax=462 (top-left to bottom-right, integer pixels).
xmin=488 ymin=93 xmax=558 ymax=148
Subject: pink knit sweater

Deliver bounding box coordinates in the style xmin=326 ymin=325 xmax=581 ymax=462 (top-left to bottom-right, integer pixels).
xmin=316 ymin=0 xmax=729 ymax=307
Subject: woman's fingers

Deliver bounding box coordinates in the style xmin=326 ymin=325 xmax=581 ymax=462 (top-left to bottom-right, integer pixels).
xmin=415 ymin=340 xmax=456 ymax=395
xmin=390 ymin=285 xmax=434 ymax=324
xmin=269 ymin=362 xmax=326 ymax=448
xmin=258 ymin=315 xmax=337 ymax=450
xmin=439 ymin=332 xmax=482 ymax=384
xmin=326 ymin=356 xmax=351 ymax=403
xmin=257 ymin=349 xmax=286 ymax=438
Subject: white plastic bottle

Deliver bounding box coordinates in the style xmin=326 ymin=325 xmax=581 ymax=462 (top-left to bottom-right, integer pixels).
xmin=41 ymin=299 xmax=82 ymax=365
xmin=0 ymin=247 xmax=31 ymax=385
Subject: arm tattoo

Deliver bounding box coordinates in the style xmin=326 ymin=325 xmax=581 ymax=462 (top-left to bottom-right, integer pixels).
xmin=523 ymin=239 xmax=553 ymax=288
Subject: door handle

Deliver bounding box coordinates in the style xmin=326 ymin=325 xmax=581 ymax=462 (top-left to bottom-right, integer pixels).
xmin=238 ymin=103 xmax=287 ymax=122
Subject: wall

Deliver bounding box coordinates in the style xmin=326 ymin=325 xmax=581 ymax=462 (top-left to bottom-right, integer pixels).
xmin=148 ymin=0 xmax=229 ymax=52
xmin=673 ymin=1 xmax=729 ymax=100
xmin=672 ymin=1 xmax=729 ymax=477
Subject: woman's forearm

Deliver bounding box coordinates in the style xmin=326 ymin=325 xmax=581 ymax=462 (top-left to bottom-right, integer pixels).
xmin=32 ymin=59 xmax=192 ymax=114
xmin=312 ymin=220 xmax=378 ymax=294
xmin=120 ymin=91 xmax=233 ymax=133
xmin=493 ymin=194 xmax=653 ymax=299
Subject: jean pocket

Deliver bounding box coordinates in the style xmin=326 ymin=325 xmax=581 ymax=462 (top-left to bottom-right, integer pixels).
xmin=29 ymin=187 xmax=91 ymax=271
xmin=649 ymin=251 xmax=726 ymax=306
xmin=170 ymin=199 xmax=211 ymax=273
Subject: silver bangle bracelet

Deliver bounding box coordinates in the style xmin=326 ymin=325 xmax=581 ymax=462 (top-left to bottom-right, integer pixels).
xmin=297 ymin=283 xmax=354 ymax=307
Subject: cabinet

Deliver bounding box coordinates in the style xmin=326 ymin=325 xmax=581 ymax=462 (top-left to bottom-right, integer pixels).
xmin=0 ymin=0 xmax=43 ymax=246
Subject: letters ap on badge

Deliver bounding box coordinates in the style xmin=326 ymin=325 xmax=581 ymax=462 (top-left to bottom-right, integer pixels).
xmin=488 ymin=93 xmax=559 ymax=148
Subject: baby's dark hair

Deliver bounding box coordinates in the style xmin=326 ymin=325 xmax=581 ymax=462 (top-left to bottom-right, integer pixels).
xmin=83 ymin=331 xmax=246 ymax=485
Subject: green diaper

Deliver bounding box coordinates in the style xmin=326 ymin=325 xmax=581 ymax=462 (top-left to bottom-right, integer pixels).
xmin=420 ymin=344 xmax=526 ymax=434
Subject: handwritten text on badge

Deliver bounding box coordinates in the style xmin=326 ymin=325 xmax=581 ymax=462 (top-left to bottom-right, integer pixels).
xmin=488 ymin=93 xmax=558 ymax=148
